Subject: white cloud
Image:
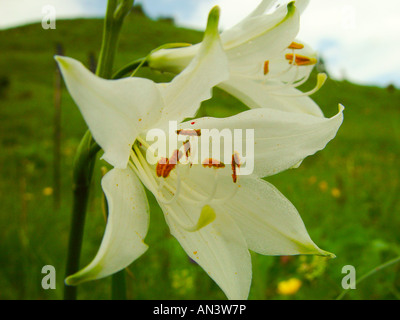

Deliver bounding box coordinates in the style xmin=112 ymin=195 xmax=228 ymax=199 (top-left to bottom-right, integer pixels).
xmin=298 ymin=0 xmax=400 ymax=86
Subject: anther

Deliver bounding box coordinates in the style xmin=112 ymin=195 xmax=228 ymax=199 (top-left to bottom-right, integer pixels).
xmin=202 ymin=158 xmax=225 ymax=169
xmin=156 ymin=157 xmax=168 ymax=177
xmin=183 ymin=140 xmax=191 ymax=158
xmin=288 ymin=42 xmax=304 ymax=50
xmin=231 ymin=152 xmax=240 ymax=183
xmin=156 ymin=150 xmax=183 ymax=178
xmin=176 ymin=129 xmax=201 ymax=136
xmin=285 ymin=53 xmax=317 ymax=66
xmin=263 ymin=60 xmax=270 ymax=75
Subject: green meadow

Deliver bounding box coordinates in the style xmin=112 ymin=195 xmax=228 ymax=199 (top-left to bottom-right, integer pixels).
xmin=0 ymin=9 xmax=399 ymax=300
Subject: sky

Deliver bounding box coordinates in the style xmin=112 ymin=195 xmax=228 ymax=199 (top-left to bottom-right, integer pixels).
xmin=1 ymin=0 xmax=399 ymax=87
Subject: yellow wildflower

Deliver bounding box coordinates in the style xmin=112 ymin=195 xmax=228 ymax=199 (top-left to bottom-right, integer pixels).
xmin=318 ymin=181 xmax=328 ymax=192
xmin=277 ymin=278 xmax=302 ymax=295
xmin=331 ymin=188 xmax=341 ymax=198
xmin=42 ymin=187 xmax=53 ymax=196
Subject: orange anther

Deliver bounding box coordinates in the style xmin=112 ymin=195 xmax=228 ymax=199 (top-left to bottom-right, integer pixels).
xmin=231 ymin=152 xmax=241 ymax=183
xmin=183 ymin=140 xmax=191 ymax=157
xmin=202 ymin=158 xmax=225 ymax=168
xmin=156 ymin=150 xmax=183 ymax=178
xmin=288 ymin=42 xmax=304 ymax=50
xmin=285 ymin=53 xmax=317 ymax=66
xmin=176 ymin=129 xmax=201 ymax=136
xmin=263 ymin=60 xmax=270 ymax=75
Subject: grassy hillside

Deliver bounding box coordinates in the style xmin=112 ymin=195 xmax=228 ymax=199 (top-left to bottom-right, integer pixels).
xmin=0 ymin=9 xmax=399 ymax=300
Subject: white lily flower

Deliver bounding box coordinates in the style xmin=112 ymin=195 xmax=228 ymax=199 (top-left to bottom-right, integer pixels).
xmin=57 ymin=7 xmax=344 ymax=300
xmin=148 ymin=0 xmax=325 ymax=117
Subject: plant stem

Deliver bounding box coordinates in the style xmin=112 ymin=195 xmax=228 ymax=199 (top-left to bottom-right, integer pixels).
xmin=336 ymin=255 xmax=400 ymax=300
xmin=63 ymin=0 xmax=133 ymax=300
xmin=96 ymin=0 xmax=119 ymax=78
xmin=53 ymin=43 xmax=63 ymax=210
xmin=64 ymin=132 xmax=100 ymax=300
xmin=112 ymin=270 xmax=127 ymax=300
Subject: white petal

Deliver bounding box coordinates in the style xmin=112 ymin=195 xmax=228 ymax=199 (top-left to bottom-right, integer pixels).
xmin=179 ymin=105 xmax=344 ymax=178
xmin=221 ymin=2 xmax=286 ymax=49
xmin=221 ymin=3 xmax=300 ymax=74
xmin=247 ymin=0 xmax=277 ymax=18
xmin=55 ymin=56 xmax=164 ymax=169
xmin=221 ymin=177 xmax=333 ymax=256
xmin=295 ymin=0 xmax=310 ymax=14
xmin=161 ymin=201 xmax=252 ymax=300
xmin=154 ymin=7 xmax=229 ymax=125
xmin=65 ymin=168 xmax=149 ymax=285
xmin=220 ymin=0 xmax=277 ymax=45
xmin=218 ymin=74 xmax=324 ymax=117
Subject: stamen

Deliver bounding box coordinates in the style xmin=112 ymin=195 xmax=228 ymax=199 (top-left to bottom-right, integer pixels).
xmin=129 ymin=148 xmax=157 ymax=192
xmin=262 ymin=64 xmax=300 ymax=92
xmin=170 ymin=149 xmax=184 ymax=164
xmin=288 ymin=42 xmax=304 ymax=50
xmin=157 ymin=165 xmax=182 ymax=205
xmin=261 ymin=49 xmax=296 ymax=82
xmin=231 ymin=152 xmax=240 ymax=183
xmin=212 ymin=185 xmax=239 ymax=205
xmin=132 ymin=143 xmax=184 ymax=206
xmin=202 ymin=158 xmax=226 ymax=168
xmin=292 ymin=73 xmax=312 ymax=88
xmin=176 ymin=129 xmax=201 ymax=136
xmin=156 ymin=150 xmax=183 ymax=178
xmin=263 ymin=60 xmax=270 ymax=75
xmin=197 ymin=169 xmax=219 ymax=206
xmin=285 ymin=53 xmax=317 ymax=66
xmin=156 ymin=157 xmax=168 ymax=177
xmin=233 ymin=152 xmax=241 ymax=168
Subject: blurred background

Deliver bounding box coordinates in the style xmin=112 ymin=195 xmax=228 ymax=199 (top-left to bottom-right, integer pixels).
xmin=0 ymin=0 xmax=399 ymax=300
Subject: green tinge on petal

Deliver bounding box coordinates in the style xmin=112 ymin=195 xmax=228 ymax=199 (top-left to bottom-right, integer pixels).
xmin=65 ymin=265 xmax=103 ymax=286
xmin=206 ymin=6 xmax=221 ymax=38
xmin=196 ymin=205 xmax=217 ymax=231
xmin=182 ymin=205 xmax=217 ymax=232
xmin=65 ymin=240 xmax=149 ymax=286
xmin=55 ymin=56 xmax=71 ymax=72
xmin=276 ymin=1 xmax=296 ymax=27
xmin=288 ymin=1 xmax=296 ymax=16
xmin=293 ymin=240 xmax=336 ymax=259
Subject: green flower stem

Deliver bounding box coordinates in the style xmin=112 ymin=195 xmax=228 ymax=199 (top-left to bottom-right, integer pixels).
xmin=63 ymin=0 xmax=134 ymax=300
xmin=112 ymin=58 xmax=148 ymax=79
xmin=112 ymin=270 xmax=127 ymax=300
xmin=336 ymin=255 xmax=400 ymax=300
xmin=64 ymin=132 xmax=100 ymax=300
xmin=97 ymin=0 xmax=134 ymax=79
